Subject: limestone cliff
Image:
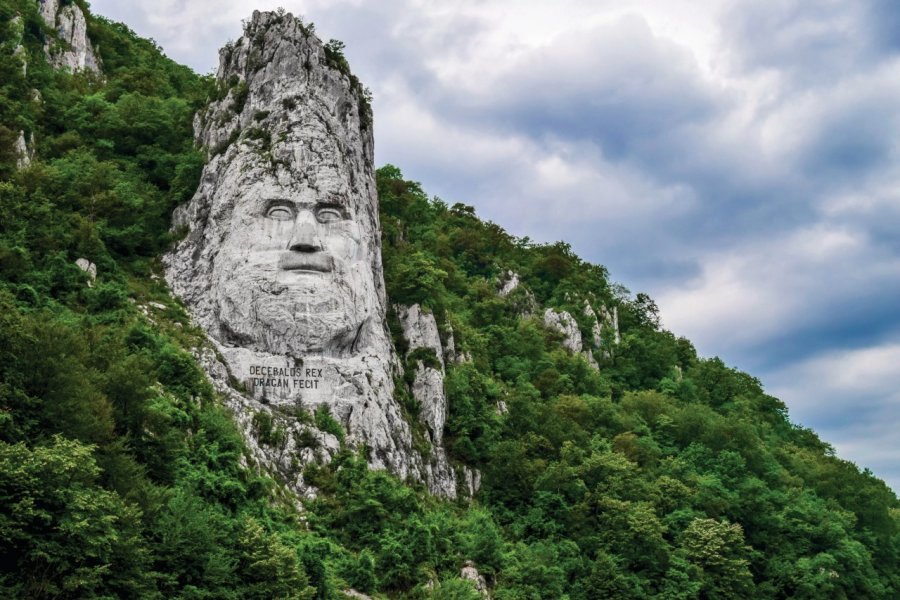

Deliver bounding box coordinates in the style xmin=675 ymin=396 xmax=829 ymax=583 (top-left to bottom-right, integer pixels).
xmin=543 ymin=308 xmax=600 ymax=369
xmin=38 ymin=0 xmax=101 ymax=73
xmin=165 ymin=11 xmax=456 ymax=497
xmin=396 ymin=304 xmax=474 ymax=498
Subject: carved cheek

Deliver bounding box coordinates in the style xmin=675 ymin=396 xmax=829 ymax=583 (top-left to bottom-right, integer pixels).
xmin=322 ymin=226 xmax=361 ymax=262
xmin=260 ymin=217 xmax=293 ymax=248
xmin=327 ymin=234 xmax=351 ymax=260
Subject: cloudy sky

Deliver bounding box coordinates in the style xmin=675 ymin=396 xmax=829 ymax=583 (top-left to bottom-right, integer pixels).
xmin=89 ymin=0 xmax=900 ymax=492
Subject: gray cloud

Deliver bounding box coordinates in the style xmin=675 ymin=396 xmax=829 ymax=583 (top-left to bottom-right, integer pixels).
xmin=767 ymin=342 xmax=900 ymax=491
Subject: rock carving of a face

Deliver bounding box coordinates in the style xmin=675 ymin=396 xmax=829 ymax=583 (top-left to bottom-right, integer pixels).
xmin=168 ymin=10 xmax=383 ymax=360
xmin=209 ymin=164 xmax=376 ymax=358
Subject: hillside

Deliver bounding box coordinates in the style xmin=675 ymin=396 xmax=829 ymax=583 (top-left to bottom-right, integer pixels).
xmin=0 ymin=1 xmax=897 ymax=598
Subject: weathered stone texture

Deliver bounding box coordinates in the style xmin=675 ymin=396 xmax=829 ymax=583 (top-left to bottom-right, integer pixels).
xmin=543 ymin=307 xmax=599 ymax=370
xmin=498 ymin=270 xmax=520 ymax=297
xmin=461 ymin=560 xmax=491 ymax=598
xmin=166 ymin=11 xmax=460 ymax=497
xmin=75 ymin=257 xmax=96 ymax=286
xmin=396 ymin=303 xmax=462 ymax=497
xmin=38 ymin=0 xmax=101 ymax=73
xmin=14 ymin=130 xmax=32 ymax=169
xmin=397 ymin=304 xmax=445 ymax=369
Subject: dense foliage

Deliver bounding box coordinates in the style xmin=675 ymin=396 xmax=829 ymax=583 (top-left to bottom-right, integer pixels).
xmin=0 ymin=1 xmax=897 ymax=598
xmin=377 ymin=168 xmax=899 ymax=599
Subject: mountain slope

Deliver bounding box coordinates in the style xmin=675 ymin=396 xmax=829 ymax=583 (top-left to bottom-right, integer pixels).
xmin=0 ymin=2 xmax=896 ymax=598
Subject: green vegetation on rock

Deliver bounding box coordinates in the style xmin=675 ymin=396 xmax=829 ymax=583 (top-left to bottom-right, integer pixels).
xmin=0 ymin=1 xmax=897 ymax=598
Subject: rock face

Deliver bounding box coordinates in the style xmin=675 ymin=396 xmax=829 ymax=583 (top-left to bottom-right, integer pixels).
xmin=443 ymin=324 xmax=472 ymax=364
xmin=14 ymin=130 xmax=33 ymax=169
xmin=543 ymin=308 xmax=598 ymax=369
xmin=498 ymin=270 xmax=537 ymax=316
xmin=498 ymin=270 xmax=520 ymax=297
xmin=75 ymin=257 xmax=96 ymax=286
xmin=397 ymin=304 xmax=444 ymax=370
xmin=166 ymin=11 xmax=452 ymax=496
xmin=461 ymin=561 xmax=490 ymax=598
xmin=396 ymin=303 xmax=461 ymax=498
xmin=604 ymin=304 xmax=621 ymax=345
xmin=8 ymin=16 xmax=26 ymax=76
xmin=543 ymin=308 xmax=582 ymax=354
xmin=38 ymin=0 xmax=101 ymax=73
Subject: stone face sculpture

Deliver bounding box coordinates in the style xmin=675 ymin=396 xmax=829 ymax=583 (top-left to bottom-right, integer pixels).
xmin=165 ymin=10 xmax=458 ymax=497
xmin=170 ymin=13 xmax=386 ymax=360
xmin=203 ymin=162 xmax=379 ymax=358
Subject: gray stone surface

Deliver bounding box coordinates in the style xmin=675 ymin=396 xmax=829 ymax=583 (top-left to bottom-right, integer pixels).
xmin=38 ymin=0 xmax=101 ymax=73
xmin=498 ymin=270 xmax=520 ymax=296
xmin=461 ymin=465 xmax=482 ymax=497
xmin=395 ymin=303 xmax=462 ymax=497
xmin=543 ymin=308 xmax=582 ymax=353
xmin=461 ymin=560 xmax=490 ymax=598
xmin=75 ymin=257 xmax=96 ymax=286
xmin=444 ymin=323 xmax=458 ymax=363
xmin=397 ymin=304 xmax=444 ymax=369
xmin=543 ymin=307 xmax=599 ymax=370
xmin=38 ymin=0 xmax=57 ymax=25
xmin=166 ymin=11 xmax=436 ymax=495
xmin=499 ymin=270 xmax=537 ymax=316
xmin=413 ymin=362 xmax=446 ymax=445
xmin=600 ymin=304 xmax=621 ymax=345
xmin=584 ymin=301 xmax=603 ymax=347
xmin=9 ymin=16 xmax=26 ymax=76
xmin=14 ymin=130 xmax=32 ymax=169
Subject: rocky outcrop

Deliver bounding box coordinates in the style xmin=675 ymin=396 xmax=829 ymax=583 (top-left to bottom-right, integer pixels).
xmin=584 ymin=301 xmax=603 ymax=347
xmin=461 ymin=561 xmax=490 ymax=598
xmin=411 ymin=363 xmax=446 ymax=445
xmin=75 ymin=257 xmax=96 ymax=286
xmin=166 ymin=11 xmax=438 ymax=497
xmin=461 ymin=465 xmax=482 ymax=497
xmin=14 ymin=130 xmax=33 ymax=169
xmin=498 ymin=270 xmax=536 ymax=316
xmin=443 ymin=324 xmax=472 ymax=364
xmin=8 ymin=16 xmax=26 ymax=76
xmin=600 ymin=304 xmax=621 ymax=346
xmin=543 ymin=308 xmax=598 ymax=369
xmin=543 ymin=308 xmax=582 ymax=354
xmin=498 ymin=270 xmax=520 ymax=297
xmin=37 ymin=0 xmax=56 ymax=26
xmin=197 ymin=347 xmax=342 ymax=499
xmin=38 ymin=0 xmax=101 ymax=73
xmin=396 ymin=303 xmax=462 ymax=498
xmin=397 ymin=304 xmax=444 ymax=369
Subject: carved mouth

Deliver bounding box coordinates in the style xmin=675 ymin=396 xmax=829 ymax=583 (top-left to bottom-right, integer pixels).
xmin=278 ymin=252 xmax=333 ymax=273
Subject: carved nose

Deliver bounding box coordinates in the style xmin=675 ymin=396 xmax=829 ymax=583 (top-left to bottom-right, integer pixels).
xmin=288 ymin=216 xmax=322 ymax=253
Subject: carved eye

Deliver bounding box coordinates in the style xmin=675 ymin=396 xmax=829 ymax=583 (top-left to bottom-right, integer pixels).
xmin=316 ymin=207 xmax=344 ymax=223
xmin=266 ymin=205 xmax=294 ymax=220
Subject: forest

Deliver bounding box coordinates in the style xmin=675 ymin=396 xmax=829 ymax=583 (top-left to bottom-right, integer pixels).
xmin=0 ymin=0 xmax=897 ymax=598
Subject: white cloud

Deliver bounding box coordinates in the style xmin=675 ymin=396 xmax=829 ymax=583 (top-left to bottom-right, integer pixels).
xmin=766 ymin=342 xmax=900 ymax=490
xmin=655 ymin=223 xmax=900 ymax=351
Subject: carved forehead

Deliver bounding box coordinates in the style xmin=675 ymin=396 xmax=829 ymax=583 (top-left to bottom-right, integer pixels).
xmin=206 ymin=167 xmax=363 ymax=226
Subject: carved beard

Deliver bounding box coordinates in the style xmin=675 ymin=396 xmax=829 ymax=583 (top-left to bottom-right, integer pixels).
xmin=213 ymin=258 xmax=373 ymax=357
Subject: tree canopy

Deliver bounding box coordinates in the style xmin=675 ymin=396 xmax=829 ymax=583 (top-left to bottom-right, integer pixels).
xmin=0 ymin=1 xmax=896 ymax=598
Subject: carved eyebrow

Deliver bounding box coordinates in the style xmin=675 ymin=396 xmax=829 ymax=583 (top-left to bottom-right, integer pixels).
xmin=263 ymin=198 xmax=294 ymax=207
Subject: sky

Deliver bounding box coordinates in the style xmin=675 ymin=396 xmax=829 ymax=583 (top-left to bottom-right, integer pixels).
xmin=88 ymin=0 xmax=900 ymax=493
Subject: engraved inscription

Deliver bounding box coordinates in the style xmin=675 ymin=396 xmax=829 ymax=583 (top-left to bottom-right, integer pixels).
xmin=248 ymin=364 xmax=323 ymax=390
